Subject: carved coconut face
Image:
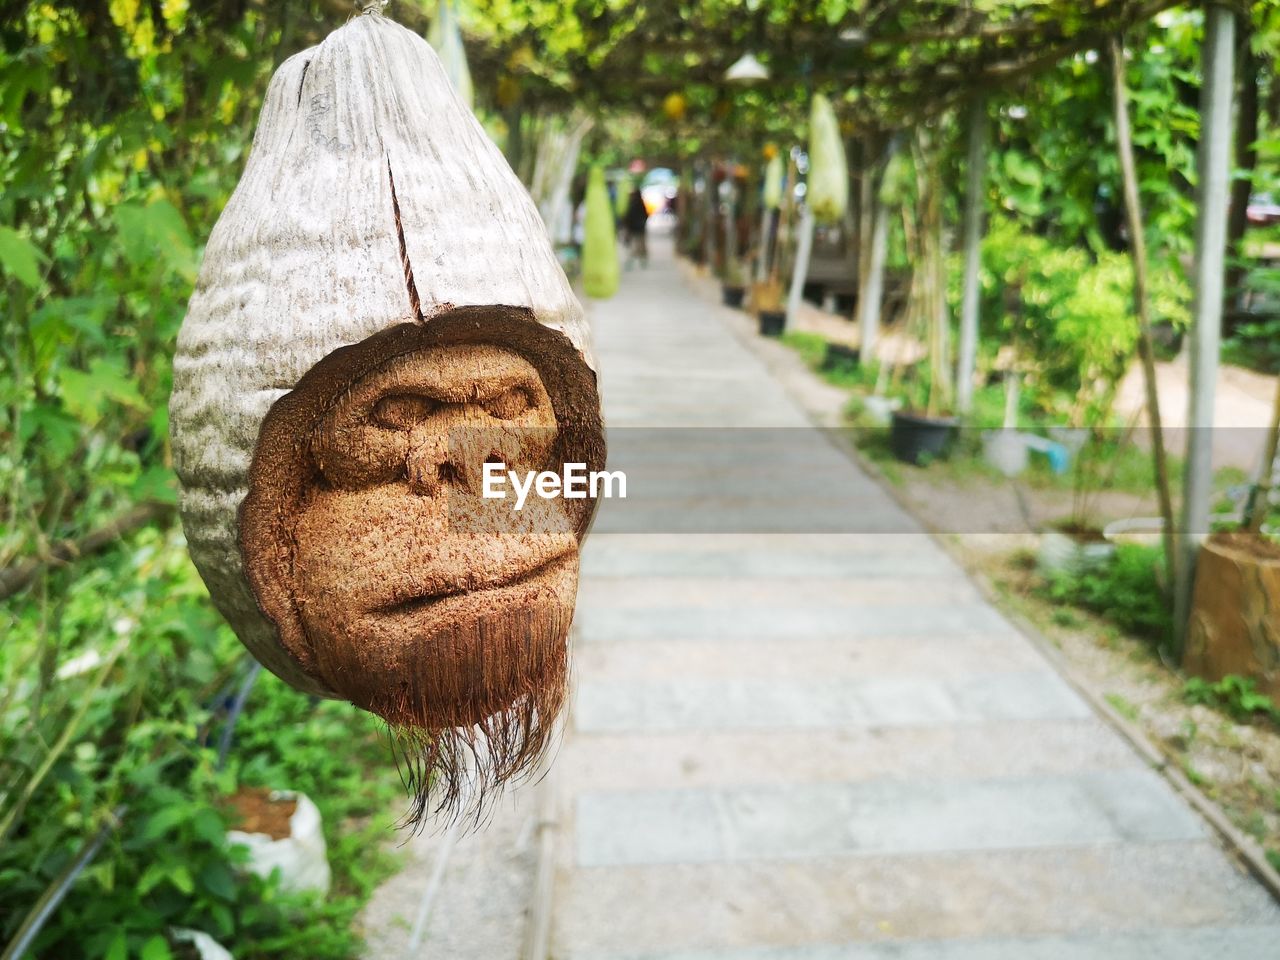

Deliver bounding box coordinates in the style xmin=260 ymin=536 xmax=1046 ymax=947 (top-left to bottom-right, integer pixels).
xmin=239 ymin=313 xmax=602 ymax=817
xmin=290 ymin=342 xmax=579 ymax=725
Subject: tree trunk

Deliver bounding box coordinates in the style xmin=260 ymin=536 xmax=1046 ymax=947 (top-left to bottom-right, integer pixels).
xmin=1183 ymin=533 xmax=1280 ymax=701
xmin=956 ymin=96 xmax=988 ymax=416
xmin=857 ymin=138 xmax=896 ymax=361
xmin=1245 ymin=377 xmax=1280 ymax=533
xmin=703 ymin=161 xmax=718 ymax=269
xmin=786 ymin=208 xmax=816 ymax=331
xmin=1109 ymin=35 xmax=1179 ymax=598
xmin=914 ymin=127 xmax=951 ymax=414
xmin=1225 ymin=18 xmax=1259 ymax=317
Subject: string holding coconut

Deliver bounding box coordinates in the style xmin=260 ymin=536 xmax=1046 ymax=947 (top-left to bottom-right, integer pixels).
xmin=169 ymin=8 xmax=604 ymax=828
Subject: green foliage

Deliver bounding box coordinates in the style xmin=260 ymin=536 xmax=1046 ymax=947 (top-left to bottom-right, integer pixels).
xmin=1 ymin=532 xmax=400 ymax=958
xmin=1104 ymin=692 xmax=1140 ymax=721
xmin=779 ymin=332 xmax=880 ymax=392
xmin=1223 ymin=308 xmax=1280 ymax=375
xmin=972 ymin=217 xmax=1191 ymax=424
xmin=1040 ymin=543 xmax=1172 ymax=644
xmin=779 ymin=331 xmax=828 ymax=367
xmin=0 ymin=2 xmax=273 ymax=568
xmin=1183 ymin=675 xmax=1280 ymax=726
xmin=985 ymin=18 xmax=1200 ymax=257
xmin=1 ymin=5 xmax=406 ymax=954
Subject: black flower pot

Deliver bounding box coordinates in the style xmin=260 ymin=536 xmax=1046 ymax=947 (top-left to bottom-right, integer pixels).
xmin=822 ymin=343 xmax=860 ymax=370
xmin=721 ymin=285 xmax=746 ymax=308
xmin=890 ymin=410 xmax=958 ymax=466
xmin=758 ymin=310 xmax=785 ymax=337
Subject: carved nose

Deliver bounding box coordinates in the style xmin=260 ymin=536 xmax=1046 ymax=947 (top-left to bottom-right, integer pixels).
xmin=404 ymin=414 xmax=492 ymax=497
xmin=405 ymin=434 xmax=453 ymax=496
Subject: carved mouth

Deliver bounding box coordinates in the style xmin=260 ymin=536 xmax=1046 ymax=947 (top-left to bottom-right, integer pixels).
xmin=375 ymin=551 xmax=575 ymax=617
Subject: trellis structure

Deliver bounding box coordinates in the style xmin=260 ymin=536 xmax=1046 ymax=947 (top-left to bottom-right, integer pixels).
xmin=453 ymin=0 xmax=1247 ymax=643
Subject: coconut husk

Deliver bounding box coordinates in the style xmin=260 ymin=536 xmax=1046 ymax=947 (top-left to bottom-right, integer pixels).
xmin=170 ymin=11 xmax=603 ymax=823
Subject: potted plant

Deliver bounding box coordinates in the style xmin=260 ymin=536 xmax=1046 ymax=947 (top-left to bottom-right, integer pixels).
xmin=753 ymin=277 xmax=785 ymax=335
xmin=721 ymin=256 xmax=747 ymax=308
xmin=822 ymin=341 xmax=860 ymax=370
xmin=890 ymin=377 xmax=958 ymax=466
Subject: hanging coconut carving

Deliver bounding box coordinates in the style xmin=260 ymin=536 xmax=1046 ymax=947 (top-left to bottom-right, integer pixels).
xmin=170 ymin=8 xmax=604 ymax=824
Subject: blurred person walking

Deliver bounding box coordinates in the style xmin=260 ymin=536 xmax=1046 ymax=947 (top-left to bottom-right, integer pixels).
xmin=622 ymin=186 xmax=649 ymax=268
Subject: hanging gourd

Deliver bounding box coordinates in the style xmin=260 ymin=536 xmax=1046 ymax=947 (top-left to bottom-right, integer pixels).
xmin=806 ymin=93 xmax=848 ymax=224
xmin=763 ymin=153 xmax=784 ymax=210
xmin=428 ymin=0 xmax=473 ymax=107
xmin=169 ymin=9 xmax=604 ymax=825
xmin=581 ymin=165 xmax=619 ymax=299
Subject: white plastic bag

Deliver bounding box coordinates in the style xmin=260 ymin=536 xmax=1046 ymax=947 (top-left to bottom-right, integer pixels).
xmin=226 ymin=790 xmax=331 ymax=896
xmin=171 ymin=929 xmax=234 ymax=960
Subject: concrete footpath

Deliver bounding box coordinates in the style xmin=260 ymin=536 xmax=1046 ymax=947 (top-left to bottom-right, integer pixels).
xmin=360 ymin=234 xmax=1280 ymax=958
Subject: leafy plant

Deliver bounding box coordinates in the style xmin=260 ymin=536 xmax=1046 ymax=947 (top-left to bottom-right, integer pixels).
xmin=1 ymin=533 xmax=401 ymax=958
xmin=1182 ymin=675 xmax=1280 ymax=726
xmin=1040 ymin=542 xmax=1172 ymax=643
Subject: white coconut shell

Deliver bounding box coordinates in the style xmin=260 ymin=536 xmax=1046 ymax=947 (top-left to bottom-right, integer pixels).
xmin=170 ymin=13 xmax=594 ymax=696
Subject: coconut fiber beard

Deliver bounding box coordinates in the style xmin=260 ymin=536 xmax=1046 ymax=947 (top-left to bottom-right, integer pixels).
xmin=169 ymin=12 xmax=603 ymax=826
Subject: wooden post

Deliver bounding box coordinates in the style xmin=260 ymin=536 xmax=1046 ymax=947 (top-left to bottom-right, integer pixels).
xmin=755 ymin=204 xmax=772 ymax=283
xmin=1245 ymin=377 xmax=1280 ymax=533
xmin=786 ymin=208 xmax=816 ymax=330
xmin=703 ymin=160 xmax=718 ymax=269
xmin=724 ymin=173 xmax=738 ymax=265
xmin=956 ymin=96 xmax=988 ymax=416
xmin=1110 ymin=35 xmax=1179 ymax=600
xmin=1176 ymin=7 xmax=1236 ymax=652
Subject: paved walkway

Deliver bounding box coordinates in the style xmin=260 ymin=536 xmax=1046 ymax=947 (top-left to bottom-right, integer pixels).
xmin=360 ymin=234 xmax=1280 ymax=958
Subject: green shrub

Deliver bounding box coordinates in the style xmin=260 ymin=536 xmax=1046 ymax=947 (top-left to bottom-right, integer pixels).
xmin=970 ymin=218 xmax=1191 ymax=424
xmin=1183 ymin=675 xmax=1280 ymax=725
xmin=1040 ymin=542 xmax=1172 ymax=643
xmin=1 ymin=530 xmax=401 ymax=959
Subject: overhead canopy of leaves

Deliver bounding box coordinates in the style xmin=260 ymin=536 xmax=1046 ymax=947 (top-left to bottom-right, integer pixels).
xmin=459 ymin=0 xmax=1189 ymax=133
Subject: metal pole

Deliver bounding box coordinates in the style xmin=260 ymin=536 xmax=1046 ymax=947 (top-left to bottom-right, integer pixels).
xmin=956 ymin=96 xmax=988 ymax=415
xmin=1175 ymin=7 xmax=1235 ymax=652
xmin=786 ymin=207 xmax=816 ymax=331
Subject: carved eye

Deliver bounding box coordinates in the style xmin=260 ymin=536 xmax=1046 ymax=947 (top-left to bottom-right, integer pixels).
xmin=372 ymin=394 xmax=436 ymax=429
xmin=486 ymin=386 xmax=533 ymax=421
